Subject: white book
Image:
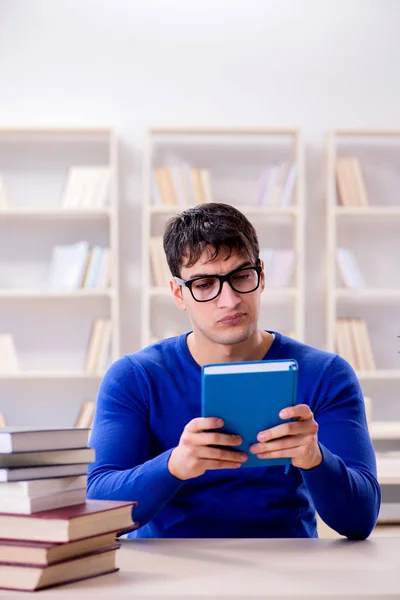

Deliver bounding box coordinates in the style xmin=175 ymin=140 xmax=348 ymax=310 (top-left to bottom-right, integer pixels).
xmin=94 ymin=248 xmax=110 ymax=288
xmin=95 ymin=319 xmax=112 ymax=374
xmin=280 ymin=163 xmax=298 ymax=207
xmin=266 ymin=250 xmax=296 ymax=288
xmin=60 ymin=242 xmax=90 ymax=290
xmin=169 ymin=167 xmax=188 ymax=207
xmin=336 ymin=248 xmax=365 ymax=289
xmin=83 ymin=246 xmax=104 ymax=288
xmin=256 ymin=167 xmax=271 ymax=206
xmin=0 ymin=334 xmax=19 ymax=374
xmin=260 ymin=165 xmax=280 ymax=206
xmin=0 ymin=174 xmax=10 ymax=209
xmin=0 ymin=463 xmax=88 ymax=482
xmin=85 ymin=318 xmax=105 ymax=373
xmin=0 ymin=487 xmax=86 ymax=515
xmin=0 ymin=475 xmax=87 ymax=498
xmin=0 ymin=447 xmax=95 ymax=468
xmin=61 ymin=166 xmax=112 ymax=208
xmin=0 ymin=427 xmax=90 ymax=454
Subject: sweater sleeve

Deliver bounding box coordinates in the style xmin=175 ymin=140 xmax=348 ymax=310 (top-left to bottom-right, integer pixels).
xmin=86 ymin=356 xmax=184 ymax=526
xmin=301 ymin=354 xmax=381 ymax=540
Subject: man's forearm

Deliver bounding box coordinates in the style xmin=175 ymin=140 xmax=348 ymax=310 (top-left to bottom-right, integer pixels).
xmin=300 ymin=443 xmax=381 ymax=540
xmin=87 ymin=449 xmax=184 ymax=526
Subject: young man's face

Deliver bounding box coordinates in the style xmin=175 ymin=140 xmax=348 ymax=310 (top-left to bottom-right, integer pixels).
xmin=171 ymin=246 xmax=265 ymax=346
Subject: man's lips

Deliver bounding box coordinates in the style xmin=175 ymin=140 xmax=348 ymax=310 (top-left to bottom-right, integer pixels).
xmin=218 ymin=313 xmax=245 ymax=324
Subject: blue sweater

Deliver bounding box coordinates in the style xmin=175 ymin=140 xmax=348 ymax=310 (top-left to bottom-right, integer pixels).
xmin=87 ymin=332 xmax=380 ymax=539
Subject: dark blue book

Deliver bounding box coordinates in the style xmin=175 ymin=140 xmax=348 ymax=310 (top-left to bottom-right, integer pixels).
xmin=201 ymin=359 xmax=298 ymax=467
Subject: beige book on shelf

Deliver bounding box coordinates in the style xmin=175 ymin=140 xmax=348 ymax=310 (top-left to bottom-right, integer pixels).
xmin=335 ymin=319 xmax=357 ymax=369
xmin=199 ymin=169 xmax=214 ymax=204
xmin=351 ymin=157 xmax=368 ymax=206
xmin=0 ymin=334 xmax=20 ymax=374
xmin=348 ymin=318 xmax=365 ymax=371
xmin=95 ymin=319 xmax=112 ymax=374
xmin=0 ymin=413 xmax=6 ymax=428
xmin=336 ymin=157 xmax=359 ymax=207
xmin=80 ymin=247 xmax=94 ymax=288
xmin=190 ymin=168 xmax=205 ymax=204
xmin=150 ymin=237 xmax=170 ymax=287
xmin=0 ymin=174 xmax=10 ymax=209
xmin=85 ymin=318 xmax=106 ymax=373
xmin=355 ymin=318 xmax=376 ymax=371
xmin=164 ymin=167 xmax=179 ymax=205
xmin=179 ymin=168 xmax=194 ymax=206
xmin=154 ymin=168 xmax=175 ymax=205
xmin=75 ymin=401 xmax=96 ymax=429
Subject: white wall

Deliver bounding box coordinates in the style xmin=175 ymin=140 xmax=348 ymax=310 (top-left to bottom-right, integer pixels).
xmin=0 ymin=0 xmax=399 ymax=353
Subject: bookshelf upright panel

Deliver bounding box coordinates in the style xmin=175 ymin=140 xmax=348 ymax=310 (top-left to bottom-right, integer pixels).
xmin=325 ymin=129 xmax=400 ymax=522
xmin=0 ymin=128 xmax=120 ymax=427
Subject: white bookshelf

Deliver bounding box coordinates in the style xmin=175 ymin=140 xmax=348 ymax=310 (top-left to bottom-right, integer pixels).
xmin=326 ymin=130 xmax=400 ymax=520
xmin=0 ymin=127 xmax=120 ymax=426
xmin=141 ymin=127 xmax=305 ymax=348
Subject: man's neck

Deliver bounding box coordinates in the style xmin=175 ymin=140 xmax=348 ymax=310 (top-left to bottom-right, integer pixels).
xmin=187 ymin=329 xmax=274 ymax=367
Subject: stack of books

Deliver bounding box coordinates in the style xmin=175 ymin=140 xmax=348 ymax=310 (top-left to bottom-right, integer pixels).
xmin=0 ymin=427 xmax=137 ymax=591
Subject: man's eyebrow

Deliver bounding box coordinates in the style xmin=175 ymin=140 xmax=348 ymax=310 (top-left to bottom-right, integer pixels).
xmin=187 ymin=261 xmax=253 ymax=280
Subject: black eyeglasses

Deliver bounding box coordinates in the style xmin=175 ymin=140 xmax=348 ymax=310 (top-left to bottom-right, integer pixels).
xmin=174 ymin=262 xmax=262 ymax=302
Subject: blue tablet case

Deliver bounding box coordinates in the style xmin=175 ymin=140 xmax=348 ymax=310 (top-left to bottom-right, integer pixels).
xmin=201 ymin=359 xmax=298 ymax=467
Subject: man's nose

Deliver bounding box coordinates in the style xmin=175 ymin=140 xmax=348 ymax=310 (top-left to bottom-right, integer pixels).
xmin=216 ymin=281 xmax=241 ymax=308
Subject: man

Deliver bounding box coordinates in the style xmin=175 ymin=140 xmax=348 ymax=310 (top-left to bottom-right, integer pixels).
xmin=87 ymin=202 xmax=380 ymax=539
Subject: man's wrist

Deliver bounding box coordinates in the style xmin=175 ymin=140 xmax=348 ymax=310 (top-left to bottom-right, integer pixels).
xmin=302 ymin=445 xmax=323 ymax=471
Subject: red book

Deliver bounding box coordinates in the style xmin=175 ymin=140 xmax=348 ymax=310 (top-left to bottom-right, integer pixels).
xmin=0 ymin=545 xmax=120 ymax=591
xmin=0 ymin=500 xmax=138 ymax=543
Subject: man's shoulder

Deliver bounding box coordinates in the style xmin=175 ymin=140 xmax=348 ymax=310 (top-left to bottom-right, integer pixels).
xmin=124 ymin=334 xmax=184 ymax=372
xmin=278 ymin=332 xmax=338 ymax=371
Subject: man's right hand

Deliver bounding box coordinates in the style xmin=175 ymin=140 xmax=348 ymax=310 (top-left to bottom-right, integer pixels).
xmin=168 ymin=417 xmax=248 ymax=481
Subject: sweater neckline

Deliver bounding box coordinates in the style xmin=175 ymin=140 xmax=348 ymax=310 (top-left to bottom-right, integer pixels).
xmin=178 ymin=330 xmax=283 ymax=372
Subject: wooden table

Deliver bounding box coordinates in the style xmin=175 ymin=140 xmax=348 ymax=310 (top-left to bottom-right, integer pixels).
xmin=4 ymin=537 xmax=400 ymax=598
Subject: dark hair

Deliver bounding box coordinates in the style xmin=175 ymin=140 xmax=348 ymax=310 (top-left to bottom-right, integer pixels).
xmin=163 ymin=203 xmax=259 ymax=277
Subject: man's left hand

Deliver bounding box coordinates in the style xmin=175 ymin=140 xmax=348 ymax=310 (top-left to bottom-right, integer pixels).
xmin=249 ymin=404 xmax=322 ymax=470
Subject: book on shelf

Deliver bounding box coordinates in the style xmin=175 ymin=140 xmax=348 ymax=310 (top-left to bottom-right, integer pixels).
xmin=42 ymin=242 xmax=110 ymax=291
xmin=0 ymin=545 xmax=119 ymax=591
xmin=0 ymin=334 xmax=19 ymax=374
xmin=75 ymin=400 xmax=96 ymax=429
xmin=0 ymin=499 xmax=137 ymax=543
xmin=0 ymin=426 xmax=90 ymax=454
xmin=85 ymin=317 xmax=112 ymax=374
xmin=150 ymin=236 xmax=171 ymax=288
xmin=257 ymin=162 xmax=297 ymax=207
xmin=153 ymin=166 xmax=213 ymax=207
xmin=336 ymin=157 xmax=368 ymax=207
xmin=60 ymin=166 xmax=113 ymax=208
xmin=259 ymin=249 xmax=296 ymax=288
xmin=335 ymin=318 xmax=376 ymax=371
xmin=0 ymin=174 xmax=10 ymax=209
xmin=336 ymin=248 xmax=365 ymax=289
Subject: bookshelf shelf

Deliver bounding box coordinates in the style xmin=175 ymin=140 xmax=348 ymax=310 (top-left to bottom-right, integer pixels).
xmin=0 ymin=371 xmax=104 ymax=380
xmin=356 ymin=370 xmax=400 ymax=380
xmin=149 ymin=205 xmax=298 ymax=217
xmin=142 ymin=127 xmax=306 ymax=347
xmin=0 ymin=289 xmax=113 ymax=299
xmin=334 ymin=207 xmax=400 ymax=217
xmin=0 ymin=207 xmax=112 ymax=219
xmin=335 ymin=289 xmax=400 ymax=300
xmin=0 ymin=127 xmax=120 ymax=427
xmin=369 ymin=421 xmax=400 ymax=440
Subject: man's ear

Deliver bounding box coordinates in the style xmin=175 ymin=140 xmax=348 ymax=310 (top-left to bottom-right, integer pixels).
xmin=170 ymin=279 xmax=187 ymax=312
xmin=260 ymin=260 xmax=265 ymax=292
